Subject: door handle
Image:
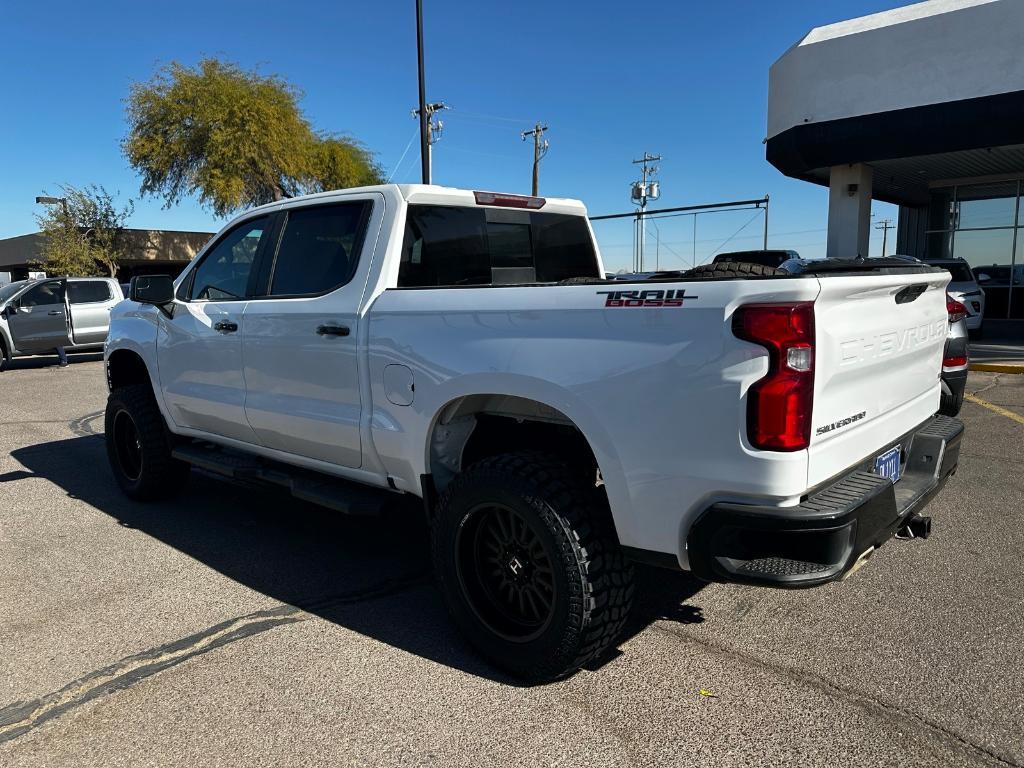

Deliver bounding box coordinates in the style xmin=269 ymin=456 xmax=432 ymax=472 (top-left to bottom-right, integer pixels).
xmin=316 ymin=324 xmax=350 ymax=337
xmin=48 ymin=310 xmax=63 ymax=316
xmin=214 ymin=320 xmax=239 ymax=333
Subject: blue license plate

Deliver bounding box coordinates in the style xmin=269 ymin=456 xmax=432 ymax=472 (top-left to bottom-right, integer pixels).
xmin=874 ymin=446 xmax=902 ymax=484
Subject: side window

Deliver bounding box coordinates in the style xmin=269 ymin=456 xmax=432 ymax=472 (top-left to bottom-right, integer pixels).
xmin=267 ymin=202 xmax=370 ymax=296
xmin=399 ymin=207 xmax=490 ymax=287
xmin=68 ymin=281 xmax=112 ymax=304
xmin=19 ymin=281 xmax=65 ymax=307
xmin=188 ymin=217 xmax=268 ymax=301
xmin=398 ymin=205 xmax=601 ymax=287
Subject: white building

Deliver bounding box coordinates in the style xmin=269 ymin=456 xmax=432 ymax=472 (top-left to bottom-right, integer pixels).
xmin=767 ymin=0 xmax=1024 ymax=320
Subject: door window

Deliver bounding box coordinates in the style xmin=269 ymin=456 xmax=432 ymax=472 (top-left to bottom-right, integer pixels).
xmin=398 ymin=205 xmax=600 ymax=287
xmin=68 ymin=281 xmax=112 ymax=304
xmin=19 ymin=281 xmax=65 ymax=307
xmin=267 ymin=202 xmax=370 ymax=296
xmin=188 ymin=217 xmax=268 ymax=301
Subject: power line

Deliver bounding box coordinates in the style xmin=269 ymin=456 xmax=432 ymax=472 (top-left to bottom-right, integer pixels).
xmin=704 ymin=211 xmax=765 ymax=263
xmin=455 ymin=109 xmax=532 ymax=124
xmin=645 ymin=225 xmax=689 ymax=268
xmin=386 ymin=127 xmax=421 ymax=182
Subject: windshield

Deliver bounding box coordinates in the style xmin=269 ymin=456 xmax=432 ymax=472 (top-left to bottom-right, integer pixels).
xmin=0 ymin=281 xmax=28 ymax=304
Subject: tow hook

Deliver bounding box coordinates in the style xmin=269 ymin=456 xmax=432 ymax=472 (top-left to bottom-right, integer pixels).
xmin=896 ymin=514 xmax=932 ymax=540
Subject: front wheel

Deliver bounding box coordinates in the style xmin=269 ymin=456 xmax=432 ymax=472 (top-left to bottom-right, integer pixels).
xmin=105 ymin=384 xmax=190 ymax=500
xmin=431 ymin=452 xmax=634 ymax=682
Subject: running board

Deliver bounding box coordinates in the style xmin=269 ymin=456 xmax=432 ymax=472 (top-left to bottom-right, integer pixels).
xmin=171 ymin=443 xmax=390 ymax=516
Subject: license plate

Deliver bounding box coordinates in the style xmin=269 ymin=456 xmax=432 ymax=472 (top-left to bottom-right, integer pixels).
xmin=874 ymin=446 xmax=902 ymax=484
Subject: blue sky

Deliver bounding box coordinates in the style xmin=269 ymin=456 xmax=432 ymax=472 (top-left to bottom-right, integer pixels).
xmin=0 ymin=0 xmax=905 ymax=271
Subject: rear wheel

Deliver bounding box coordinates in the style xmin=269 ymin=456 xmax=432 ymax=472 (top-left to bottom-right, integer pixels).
xmin=432 ymin=452 xmax=634 ymax=682
xmin=105 ymin=384 xmax=189 ymax=500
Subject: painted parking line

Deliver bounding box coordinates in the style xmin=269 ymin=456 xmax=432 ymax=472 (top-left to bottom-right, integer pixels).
xmin=969 ymin=363 xmax=1024 ymax=374
xmin=964 ymin=393 xmax=1024 ymax=426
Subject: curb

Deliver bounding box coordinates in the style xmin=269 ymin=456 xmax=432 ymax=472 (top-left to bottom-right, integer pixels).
xmin=969 ymin=362 xmax=1024 ymax=374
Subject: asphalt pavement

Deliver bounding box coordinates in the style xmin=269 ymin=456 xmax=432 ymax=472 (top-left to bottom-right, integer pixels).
xmin=0 ymin=355 xmax=1021 ymax=767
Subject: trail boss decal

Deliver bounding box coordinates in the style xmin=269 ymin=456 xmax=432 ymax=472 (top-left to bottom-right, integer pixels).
xmin=596 ymin=289 xmax=697 ymax=308
xmin=815 ymin=411 xmax=866 ymax=436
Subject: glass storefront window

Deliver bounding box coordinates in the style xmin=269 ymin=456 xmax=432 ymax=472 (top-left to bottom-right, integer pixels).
xmin=956 ymin=181 xmax=1019 ymax=229
xmin=1012 ymin=237 xmax=1024 ymax=319
xmin=955 ymin=228 xmax=1016 ymax=319
xmin=953 ymin=228 xmax=1015 ymax=279
xmin=924 ymin=180 xmax=1022 ymax=319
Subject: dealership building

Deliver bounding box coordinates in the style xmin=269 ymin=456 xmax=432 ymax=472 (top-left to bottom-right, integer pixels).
xmin=767 ymin=0 xmax=1024 ymax=321
xmin=0 ymin=228 xmax=212 ymax=283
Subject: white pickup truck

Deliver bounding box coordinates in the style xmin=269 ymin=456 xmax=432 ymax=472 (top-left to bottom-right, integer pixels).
xmin=104 ymin=184 xmax=963 ymax=681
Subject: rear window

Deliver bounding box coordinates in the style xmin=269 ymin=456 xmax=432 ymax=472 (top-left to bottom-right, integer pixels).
xmin=68 ymin=281 xmax=111 ymax=304
xmin=398 ymin=205 xmax=599 ymax=287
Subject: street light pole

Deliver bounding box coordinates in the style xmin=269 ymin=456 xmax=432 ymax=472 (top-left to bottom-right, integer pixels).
xmin=36 ymin=195 xmax=68 ymax=217
xmin=415 ymin=0 xmax=430 ymax=184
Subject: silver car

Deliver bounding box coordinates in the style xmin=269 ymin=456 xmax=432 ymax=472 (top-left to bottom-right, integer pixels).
xmin=0 ymin=277 xmax=124 ymax=369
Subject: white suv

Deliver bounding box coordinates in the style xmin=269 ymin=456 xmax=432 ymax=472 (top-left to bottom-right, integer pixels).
xmin=932 ymin=259 xmax=985 ymax=338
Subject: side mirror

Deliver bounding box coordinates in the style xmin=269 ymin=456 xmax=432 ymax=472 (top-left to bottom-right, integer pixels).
xmin=976 ymin=273 xmax=991 ymax=283
xmin=2 ymin=304 xmax=17 ymax=316
xmin=130 ymin=275 xmax=175 ymax=305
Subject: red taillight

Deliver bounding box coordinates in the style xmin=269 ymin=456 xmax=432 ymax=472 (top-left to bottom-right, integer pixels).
xmin=946 ymin=294 xmax=967 ymax=323
xmin=943 ymin=354 xmax=968 ymax=368
xmin=473 ymin=190 xmax=546 ymax=209
xmin=733 ymin=303 xmax=815 ymax=451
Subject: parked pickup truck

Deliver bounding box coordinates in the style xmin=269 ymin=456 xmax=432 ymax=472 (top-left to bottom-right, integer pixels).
xmin=104 ymin=184 xmax=963 ymax=681
xmin=0 ymin=277 xmax=123 ymax=369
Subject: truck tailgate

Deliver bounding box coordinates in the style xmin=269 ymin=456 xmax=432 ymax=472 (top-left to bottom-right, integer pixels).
xmin=808 ymin=271 xmax=950 ymax=488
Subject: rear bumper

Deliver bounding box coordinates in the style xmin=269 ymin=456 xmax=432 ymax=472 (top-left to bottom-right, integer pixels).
xmin=686 ymin=414 xmax=964 ymax=588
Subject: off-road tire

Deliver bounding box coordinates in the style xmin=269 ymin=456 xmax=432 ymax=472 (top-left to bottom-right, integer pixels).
xmin=558 ymin=276 xmax=607 ymax=284
xmin=105 ymin=384 xmax=190 ymax=500
xmin=683 ymin=261 xmax=786 ymax=280
xmin=431 ymin=451 xmax=634 ymax=682
xmin=940 ymin=387 xmax=965 ymax=417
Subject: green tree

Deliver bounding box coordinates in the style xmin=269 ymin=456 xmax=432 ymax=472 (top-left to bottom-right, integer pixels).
xmin=124 ymin=59 xmax=383 ymax=217
xmin=34 ymin=185 xmax=134 ymax=277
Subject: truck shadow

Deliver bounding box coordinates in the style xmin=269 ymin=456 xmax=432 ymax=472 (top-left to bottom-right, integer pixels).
xmin=2 ymin=351 xmax=104 ymax=370
xmin=8 ymin=434 xmax=706 ymax=685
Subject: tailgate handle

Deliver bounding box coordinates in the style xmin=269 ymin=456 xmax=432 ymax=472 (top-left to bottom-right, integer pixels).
xmin=895 ymin=284 xmax=928 ymax=304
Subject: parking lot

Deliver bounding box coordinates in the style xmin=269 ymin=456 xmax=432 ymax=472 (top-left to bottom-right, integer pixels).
xmin=0 ymin=355 xmax=1021 ymax=767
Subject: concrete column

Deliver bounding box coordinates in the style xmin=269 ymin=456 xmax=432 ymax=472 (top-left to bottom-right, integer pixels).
xmin=826 ymin=164 xmax=873 ymax=259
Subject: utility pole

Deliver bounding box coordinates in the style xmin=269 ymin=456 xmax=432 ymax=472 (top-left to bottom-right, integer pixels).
xmin=411 ymin=101 xmax=449 ymax=183
xmin=762 ymin=195 xmax=770 ymax=250
xmin=630 ymin=153 xmax=661 ymax=272
xmin=875 ymin=218 xmax=893 ymax=257
xmin=520 ymin=123 xmax=549 ymax=196
xmin=415 ymin=0 xmax=429 ymax=184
